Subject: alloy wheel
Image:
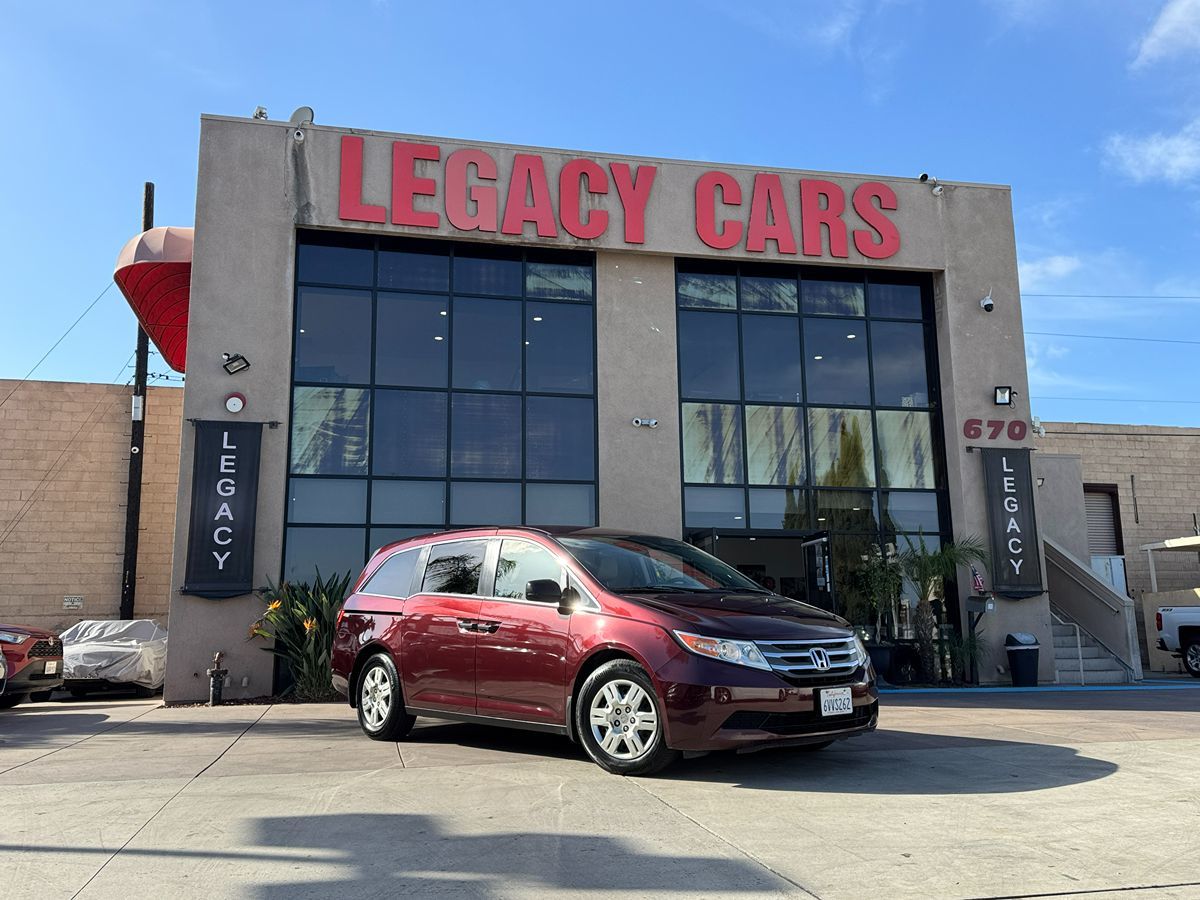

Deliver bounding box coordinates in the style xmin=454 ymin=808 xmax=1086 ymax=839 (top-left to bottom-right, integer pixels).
xmin=1187 ymin=643 xmax=1200 ymax=673
xmin=360 ymin=666 xmax=392 ymax=730
xmin=588 ymin=678 xmax=659 ymax=760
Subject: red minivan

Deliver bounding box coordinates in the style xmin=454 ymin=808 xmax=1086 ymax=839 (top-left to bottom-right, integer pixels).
xmin=331 ymin=528 xmax=877 ymax=775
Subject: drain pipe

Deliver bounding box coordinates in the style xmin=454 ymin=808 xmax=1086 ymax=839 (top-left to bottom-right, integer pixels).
xmin=206 ymin=651 xmax=228 ymax=706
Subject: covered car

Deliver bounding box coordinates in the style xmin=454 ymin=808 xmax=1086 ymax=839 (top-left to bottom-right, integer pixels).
xmin=60 ymin=620 xmax=167 ymax=693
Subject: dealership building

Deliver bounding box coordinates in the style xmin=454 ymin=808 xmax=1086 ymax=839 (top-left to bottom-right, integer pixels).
xmin=95 ymin=111 xmax=1154 ymax=703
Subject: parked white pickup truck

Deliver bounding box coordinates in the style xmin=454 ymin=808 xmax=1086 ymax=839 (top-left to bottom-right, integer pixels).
xmin=1157 ymin=607 xmax=1200 ymax=677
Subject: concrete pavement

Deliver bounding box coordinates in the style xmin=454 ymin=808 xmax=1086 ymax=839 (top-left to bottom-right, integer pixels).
xmin=2 ymin=687 xmax=1199 ymax=899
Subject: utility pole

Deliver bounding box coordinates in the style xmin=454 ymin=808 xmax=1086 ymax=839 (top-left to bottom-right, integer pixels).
xmin=119 ymin=182 xmax=153 ymax=620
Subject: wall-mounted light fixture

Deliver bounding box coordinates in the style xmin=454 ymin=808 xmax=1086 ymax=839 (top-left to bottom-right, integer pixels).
xmin=994 ymin=385 xmax=1015 ymax=407
xmin=222 ymin=353 xmax=251 ymax=375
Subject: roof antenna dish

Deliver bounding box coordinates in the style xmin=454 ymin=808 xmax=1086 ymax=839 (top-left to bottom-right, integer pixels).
xmin=289 ymin=106 xmax=315 ymax=126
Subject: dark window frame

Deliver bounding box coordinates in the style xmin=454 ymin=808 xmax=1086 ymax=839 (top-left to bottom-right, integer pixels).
xmin=283 ymin=232 xmax=600 ymax=585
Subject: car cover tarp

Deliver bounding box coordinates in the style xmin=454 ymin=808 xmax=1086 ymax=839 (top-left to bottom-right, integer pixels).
xmin=59 ymin=620 xmax=168 ymax=689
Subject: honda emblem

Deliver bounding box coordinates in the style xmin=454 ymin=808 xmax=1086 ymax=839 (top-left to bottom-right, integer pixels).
xmin=810 ymin=647 xmax=831 ymax=671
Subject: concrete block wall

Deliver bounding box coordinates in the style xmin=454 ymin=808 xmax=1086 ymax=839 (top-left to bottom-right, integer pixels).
xmin=1037 ymin=422 xmax=1200 ymax=598
xmin=0 ymin=379 xmax=183 ymax=632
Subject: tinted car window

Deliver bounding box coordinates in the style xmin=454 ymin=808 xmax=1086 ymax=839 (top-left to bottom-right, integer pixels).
xmin=494 ymin=540 xmax=564 ymax=600
xmin=421 ymin=540 xmax=488 ymax=595
xmin=362 ymin=549 xmax=419 ymax=598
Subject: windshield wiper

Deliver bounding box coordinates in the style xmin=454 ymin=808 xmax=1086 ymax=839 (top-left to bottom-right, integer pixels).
xmin=617 ymin=584 xmax=710 ymax=593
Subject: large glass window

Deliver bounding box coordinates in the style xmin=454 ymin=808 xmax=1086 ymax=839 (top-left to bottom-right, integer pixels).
xmin=286 ymin=234 xmax=598 ymax=585
xmin=675 ymin=260 xmax=947 ymax=613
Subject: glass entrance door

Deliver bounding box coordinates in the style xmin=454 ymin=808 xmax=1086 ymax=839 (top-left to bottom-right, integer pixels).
xmin=686 ymin=530 xmax=837 ymax=612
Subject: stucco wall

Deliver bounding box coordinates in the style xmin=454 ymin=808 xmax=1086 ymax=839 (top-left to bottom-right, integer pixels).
xmin=0 ymin=380 xmax=182 ymax=632
xmin=165 ymin=114 xmax=1038 ymax=699
xmin=1034 ymin=454 xmax=1090 ymax=562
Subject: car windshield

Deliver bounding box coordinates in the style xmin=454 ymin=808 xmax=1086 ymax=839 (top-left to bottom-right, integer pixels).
xmin=558 ymin=535 xmax=766 ymax=593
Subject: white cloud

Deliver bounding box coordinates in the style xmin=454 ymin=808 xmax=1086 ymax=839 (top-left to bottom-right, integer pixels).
xmin=705 ymin=0 xmax=864 ymax=53
xmin=1018 ymin=254 xmax=1082 ymax=291
xmin=1133 ymin=0 xmax=1200 ymax=68
xmin=1102 ymin=118 xmax=1200 ymax=185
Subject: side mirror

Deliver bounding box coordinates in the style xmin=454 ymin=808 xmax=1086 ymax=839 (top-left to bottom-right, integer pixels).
xmin=526 ymin=579 xmax=563 ymax=604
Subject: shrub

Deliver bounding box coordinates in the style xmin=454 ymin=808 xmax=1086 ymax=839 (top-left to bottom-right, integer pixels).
xmin=249 ymin=569 xmax=352 ymax=701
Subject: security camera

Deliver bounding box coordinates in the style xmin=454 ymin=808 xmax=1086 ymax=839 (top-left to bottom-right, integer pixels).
xmin=919 ymin=173 xmax=937 ymax=185
xmin=980 ymin=292 xmax=995 ymax=312
xmin=293 ymin=129 xmax=305 ymax=143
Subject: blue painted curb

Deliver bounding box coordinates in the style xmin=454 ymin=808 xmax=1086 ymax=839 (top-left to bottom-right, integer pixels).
xmin=881 ymin=681 xmax=1200 ymax=695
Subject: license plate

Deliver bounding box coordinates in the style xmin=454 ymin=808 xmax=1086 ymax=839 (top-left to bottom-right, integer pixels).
xmin=819 ymin=687 xmax=853 ymax=717
xmin=44 ymin=660 xmax=59 ymax=675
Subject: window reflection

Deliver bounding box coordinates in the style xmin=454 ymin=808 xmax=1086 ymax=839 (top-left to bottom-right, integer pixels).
xmin=495 ymin=540 xmax=564 ymax=599
xmin=748 ymin=488 xmax=809 ymax=529
xmin=742 ymin=315 xmax=802 ymax=403
xmin=526 ymin=262 xmax=593 ymax=301
xmin=745 ymin=406 xmax=805 ymax=486
xmin=422 ymin=540 xmax=488 ymax=594
xmin=869 ymin=282 xmax=922 ymax=319
xmin=682 ymin=403 xmax=744 ymax=484
xmin=815 ymin=490 xmax=879 ymax=531
xmin=877 ymin=410 xmax=935 ymax=488
xmin=290 ymin=387 xmax=369 ymax=475
xmin=677 ymin=272 xmax=736 ymax=309
xmin=373 ymin=390 xmax=447 ymax=477
xmin=803 ymin=280 xmax=865 ymax=316
xmin=741 ymin=276 xmax=798 ymax=313
xmin=684 ymin=486 xmax=746 ymax=528
xmin=453 ymin=250 xmax=522 ymax=296
xmin=451 ymin=393 xmax=521 ymax=478
xmin=808 ymin=407 xmax=875 ymax=487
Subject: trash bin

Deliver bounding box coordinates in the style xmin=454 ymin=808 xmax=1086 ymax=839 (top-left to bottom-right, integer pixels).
xmin=1005 ymin=633 xmax=1040 ymax=687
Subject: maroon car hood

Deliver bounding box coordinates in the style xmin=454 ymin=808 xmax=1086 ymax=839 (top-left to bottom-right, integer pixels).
xmin=621 ymin=591 xmax=851 ymax=639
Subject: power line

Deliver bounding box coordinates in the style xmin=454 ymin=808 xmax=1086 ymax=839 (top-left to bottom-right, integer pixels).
xmin=0 ymin=282 xmax=115 ymax=411
xmin=1026 ymin=331 xmax=1200 ymax=346
xmin=1034 ymin=395 xmax=1200 ymax=405
xmin=1024 ymin=292 xmax=1200 ymax=300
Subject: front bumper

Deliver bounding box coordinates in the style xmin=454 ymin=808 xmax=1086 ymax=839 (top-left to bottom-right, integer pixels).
xmin=1 ymin=658 xmax=64 ymax=696
xmin=655 ymin=654 xmax=878 ymax=752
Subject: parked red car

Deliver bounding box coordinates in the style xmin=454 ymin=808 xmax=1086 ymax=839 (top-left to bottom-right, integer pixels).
xmin=0 ymin=625 xmax=65 ymax=708
xmin=332 ymin=528 xmax=877 ymax=775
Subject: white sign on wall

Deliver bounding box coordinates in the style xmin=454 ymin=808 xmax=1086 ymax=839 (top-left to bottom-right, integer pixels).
xmin=63 ymin=596 xmax=84 ymax=610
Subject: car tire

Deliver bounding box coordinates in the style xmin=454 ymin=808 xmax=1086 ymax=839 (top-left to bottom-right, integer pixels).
xmin=1183 ymin=640 xmax=1200 ymax=678
xmin=356 ymin=653 xmax=414 ymax=742
xmin=0 ymin=694 xmax=28 ymax=710
xmin=575 ymin=660 xmax=679 ymax=776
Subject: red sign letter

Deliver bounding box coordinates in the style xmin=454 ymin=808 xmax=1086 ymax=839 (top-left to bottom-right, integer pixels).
xmin=338 ymin=135 xmax=385 ymax=224
xmin=610 ymin=163 xmax=657 ymax=244
xmin=852 ymin=182 xmax=900 ymax=259
xmin=446 ymin=149 xmax=498 ymax=232
xmin=695 ymin=171 xmax=743 ymax=250
xmin=560 ymin=159 xmax=609 ymax=240
xmin=746 ymin=173 xmax=797 ymax=254
xmin=502 ymin=154 xmax=559 ymax=237
xmin=800 ymin=179 xmax=848 ymax=258
xmin=392 ymin=141 xmax=441 ymax=228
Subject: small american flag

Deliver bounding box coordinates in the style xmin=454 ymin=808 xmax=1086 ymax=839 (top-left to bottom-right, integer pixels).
xmin=971 ymin=565 xmax=986 ymax=594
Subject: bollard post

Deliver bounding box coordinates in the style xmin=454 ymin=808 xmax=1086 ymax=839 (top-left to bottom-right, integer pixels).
xmin=206 ymin=651 xmax=228 ymax=707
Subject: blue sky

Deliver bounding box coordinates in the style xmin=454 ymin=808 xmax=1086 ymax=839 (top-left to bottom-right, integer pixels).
xmin=2 ymin=0 xmax=1199 ymax=425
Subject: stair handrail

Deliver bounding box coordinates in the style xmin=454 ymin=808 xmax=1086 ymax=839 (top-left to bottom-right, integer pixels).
xmin=1051 ymin=609 xmax=1085 ymax=685
xmin=1050 ymin=604 xmax=1138 ymax=681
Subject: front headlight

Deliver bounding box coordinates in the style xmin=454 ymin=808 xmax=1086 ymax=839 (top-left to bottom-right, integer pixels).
xmin=673 ymin=631 xmax=772 ymax=671
xmin=0 ymin=631 xmax=26 ymax=644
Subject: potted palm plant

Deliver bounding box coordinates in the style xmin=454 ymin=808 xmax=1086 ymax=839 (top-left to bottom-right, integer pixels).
xmin=853 ymin=545 xmax=904 ymax=678
xmin=897 ymin=534 xmax=988 ymax=682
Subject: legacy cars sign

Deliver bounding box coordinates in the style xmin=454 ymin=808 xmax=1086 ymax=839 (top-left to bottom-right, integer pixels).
xmin=981 ymin=448 xmax=1044 ymax=599
xmin=183 ymin=421 xmax=263 ymax=599
xmin=338 ymin=135 xmax=901 ymax=259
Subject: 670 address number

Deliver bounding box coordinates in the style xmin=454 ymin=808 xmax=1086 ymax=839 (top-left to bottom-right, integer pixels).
xmin=962 ymin=418 xmax=1027 ymax=441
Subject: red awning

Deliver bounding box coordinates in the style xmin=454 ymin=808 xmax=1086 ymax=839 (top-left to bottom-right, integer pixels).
xmin=113 ymin=226 xmax=193 ymax=373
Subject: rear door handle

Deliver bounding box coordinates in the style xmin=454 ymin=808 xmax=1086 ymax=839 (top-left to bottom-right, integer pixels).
xmin=477 ymin=621 xmax=501 ymax=634
xmin=456 ymin=619 xmax=478 ymax=634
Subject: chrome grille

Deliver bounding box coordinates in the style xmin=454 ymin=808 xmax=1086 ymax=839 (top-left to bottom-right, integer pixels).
xmin=755 ymin=636 xmax=862 ymax=679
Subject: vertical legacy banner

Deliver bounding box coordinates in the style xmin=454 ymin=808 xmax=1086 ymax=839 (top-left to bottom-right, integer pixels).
xmin=981 ymin=448 xmax=1044 ymax=598
xmin=183 ymin=421 xmax=264 ymax=598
